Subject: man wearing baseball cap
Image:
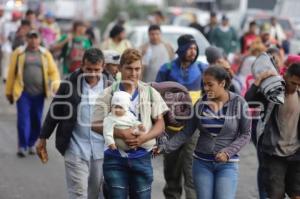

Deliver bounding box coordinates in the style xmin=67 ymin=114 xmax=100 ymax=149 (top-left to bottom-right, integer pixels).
xmin=103 ymin=50 xmax=121 ymax=81
xmin=156 ymin=34 xmax=208 ymax=199
xmin=6 ymin=29 xmax=60 ymax=157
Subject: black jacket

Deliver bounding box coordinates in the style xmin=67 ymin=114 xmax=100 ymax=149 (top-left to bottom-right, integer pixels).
xmin=245 ymin=84 xmax=300 ymax=160
xmin=39 ymin=69 xmax=112 ymax=155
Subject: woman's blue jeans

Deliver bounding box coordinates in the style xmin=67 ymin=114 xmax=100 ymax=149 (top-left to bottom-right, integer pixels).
xmin=192 ymin=158 xmax=239 ymax=199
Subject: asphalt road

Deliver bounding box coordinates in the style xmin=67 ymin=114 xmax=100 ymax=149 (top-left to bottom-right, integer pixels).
xmin=0 ymin=84 xmax=259 ymax=199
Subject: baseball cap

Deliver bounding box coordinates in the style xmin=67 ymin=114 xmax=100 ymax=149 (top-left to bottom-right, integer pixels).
xmin=27 ymin=30 xmax=40 ymax=38
xmin=104 ymin=50 xmax=120 ymax=65
xmin=111 ymin=91 xmax=131 ymax=111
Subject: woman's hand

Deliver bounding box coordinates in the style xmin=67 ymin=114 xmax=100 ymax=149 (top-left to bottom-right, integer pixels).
xmin=215 ymin=152 xmax=229 ymax=162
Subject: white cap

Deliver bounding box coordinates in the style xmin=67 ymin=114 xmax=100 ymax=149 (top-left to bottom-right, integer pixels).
xmin=111 ymin=91 xmax=131 ymax=111
xmin=104 ymin=50 xmax=120 ymax=65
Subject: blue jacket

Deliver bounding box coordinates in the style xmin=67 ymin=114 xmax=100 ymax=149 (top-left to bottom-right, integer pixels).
xmin=155 ymin=58 xmax=208 ymax=91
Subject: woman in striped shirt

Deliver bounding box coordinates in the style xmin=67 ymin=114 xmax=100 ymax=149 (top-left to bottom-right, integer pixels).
xmin=160 ymin=66 xmax=251 ymax=199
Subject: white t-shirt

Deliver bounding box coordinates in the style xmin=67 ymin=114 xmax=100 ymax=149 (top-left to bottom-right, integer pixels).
xmin=142 ymin=43 xmax=171 ymax=82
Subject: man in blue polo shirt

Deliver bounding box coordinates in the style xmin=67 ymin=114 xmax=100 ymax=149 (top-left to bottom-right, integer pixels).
xmin=156 ymin=34 xmax=208 ymax=199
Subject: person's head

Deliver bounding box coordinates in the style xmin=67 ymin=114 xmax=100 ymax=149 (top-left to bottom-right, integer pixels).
xmin=152 ymin=10 xmax=165 ymax=25
xmin=81 ymin=48 xmax=104 ymax=84
xmin=284 ymin=63 xmax=300 ymax=94
xmin=148 ymin=24 xmax=161 ymax=45
xmin=26 ymin=30 xmax=41 ymax=50
xmin=260 ymin=23 xmax=271 ymax=43
xmin=109 ymin=25 xmax=125 ymax=41
xmin=19 ymin=19 xmax=31 ymax=35
xmin=205 ymin=46 xmax=224 ymax=64
xmin=111 ymin=91 xmax=131 ymax=116
xmin=72 ymin=20 xmax=87 ymax=36
xmin=0 ymin=6 xmax=4 ymax=17
xmin=119 ymin=48 xmax=142 ymax=86
xmin=221 ymin=15 xmax=229 ymax=26
xmin=249 ymin=39 xmax=266 ymax=57
xmin=117 ymin=12 xmax=129 ymax=25
xmin=249 ymin=21 xmax=257 ymax=34
xmin=271 ymin=17 xmax=277 ymax=26
xmin=191 ymin=13 xmax=198 ymax=23
xmin=103 ymin=50 xmax=120 ymax=77
xmin=176 ymin=34 xmax=199 ymax=63
xmin=25 ymin=10 xmax=36 ymax=22
xmin=203 ymin=66 xmax=231 ymax=100
xmin=210 ymin=12 xmax=218 ymax=25
xmin=12 ymin=10 xmax=22 ymax=22
xmin=45 ymin=11 xmax=55 ymax=24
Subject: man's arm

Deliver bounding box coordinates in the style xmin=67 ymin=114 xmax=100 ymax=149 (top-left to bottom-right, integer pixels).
xmin=50 ymin=34 xmax=71 ymax=52
xmin=36 ymin=80 xmax=69 ymax=164
xmin=39 ymin=81 xmax=69 ymax=139
xmin=5 ymin=50 xmax=18 ymax=103
xmin=92 ymin=120 xmax=136 ymax=141
xmin=126 ymin=115 xmax=165 ymax=148
xmin=245 ymin=70 xmax=277 ymax=107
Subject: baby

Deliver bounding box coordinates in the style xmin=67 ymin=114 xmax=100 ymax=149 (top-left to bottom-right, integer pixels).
xmin=103 ymin=91 xmax=145 ymax=151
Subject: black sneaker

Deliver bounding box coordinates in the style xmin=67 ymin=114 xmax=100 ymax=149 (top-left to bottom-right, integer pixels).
xmin=17 ymin=148 xmax=26 ymax=158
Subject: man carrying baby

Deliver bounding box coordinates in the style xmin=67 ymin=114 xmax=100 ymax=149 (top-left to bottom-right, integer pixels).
xmin=92 ymin=48 xmax=168 ymax=199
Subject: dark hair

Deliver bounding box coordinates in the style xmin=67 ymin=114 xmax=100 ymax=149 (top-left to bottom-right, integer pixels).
xmin=25 ymin=9 xmax=35 ymax=16
xmin=286 ymin=63 xmax=300 ymax=77
xmin=21 ymin=19 xmax=31 ymax=26
xmin=109 ymin=25 xmax=124 ymax=38
xmin=204 ymin=66 xmax=232 ymax=89
xmin=153 ymin=10 xmax=164 ymax=18
xmin=249 ymin=21 xmax=256 ymax=27
xmin=72 ymin=20 xmax=86 ymax=32
xmin=82 ymin=48 xmax=104 ymax=64
xmin=148 ymin=24 xmax=161 ymax=32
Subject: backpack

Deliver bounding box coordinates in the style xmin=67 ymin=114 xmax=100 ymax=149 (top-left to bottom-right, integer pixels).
xmin=61 ymin=38 xmax=86 ymax=73
xmin=150 ymin=81 xmax=193 ymax=133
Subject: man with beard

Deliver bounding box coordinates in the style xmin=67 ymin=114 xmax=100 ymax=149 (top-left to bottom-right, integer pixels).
xmin=36 ymin=48 xmax=110 ymax=199
xmin=156 ymin=34 xmax=208 ymax=199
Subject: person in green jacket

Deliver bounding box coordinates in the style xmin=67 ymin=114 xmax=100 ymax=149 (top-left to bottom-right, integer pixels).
xmin=51 ymin=20 xmax=91 ymax=74
xmin=210 ymin=15 xmax=238 ymax=55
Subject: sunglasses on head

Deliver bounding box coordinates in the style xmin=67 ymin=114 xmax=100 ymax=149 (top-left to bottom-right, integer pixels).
xmin=112 ymin=55 xmax=120 ymax=60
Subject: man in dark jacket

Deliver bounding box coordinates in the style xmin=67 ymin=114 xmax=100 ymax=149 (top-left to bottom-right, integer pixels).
xmin=156 ymin=34 xmax=207 ymax=199
xmin=245 ymin=63 xmax=300 ymax=199
xmin=36 ymin=48 xmax=111 ymax=199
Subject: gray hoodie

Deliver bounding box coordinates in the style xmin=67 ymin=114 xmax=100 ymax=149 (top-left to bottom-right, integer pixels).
xmin=163 ymin=92 xmax=251 ymax=158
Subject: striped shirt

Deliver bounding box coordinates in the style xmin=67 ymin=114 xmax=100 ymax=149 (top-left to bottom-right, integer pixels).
xmin=200 ymin=104 xmax=227 ymax=137
xmin=197 ymin=102 xmax=239 ymax=162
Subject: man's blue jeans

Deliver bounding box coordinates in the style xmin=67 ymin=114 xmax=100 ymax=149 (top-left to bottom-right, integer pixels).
xmin=103 ymin=152 xmax=153 ymax=199
xmin=192 ymin=158 xmax=239 ymax=199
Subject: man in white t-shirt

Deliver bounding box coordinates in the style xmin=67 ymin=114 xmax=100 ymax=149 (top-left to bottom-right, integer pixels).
xmin=140 ymin=25 xmax=174 ymax=82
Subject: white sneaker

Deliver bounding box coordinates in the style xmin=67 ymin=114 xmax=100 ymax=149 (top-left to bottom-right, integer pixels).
xmin=28 ymin=147 xmax=36 ymax=155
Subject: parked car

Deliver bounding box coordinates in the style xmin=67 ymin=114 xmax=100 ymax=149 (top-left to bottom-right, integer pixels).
xmin=127 ymin=25 xmax=210 ymax=63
